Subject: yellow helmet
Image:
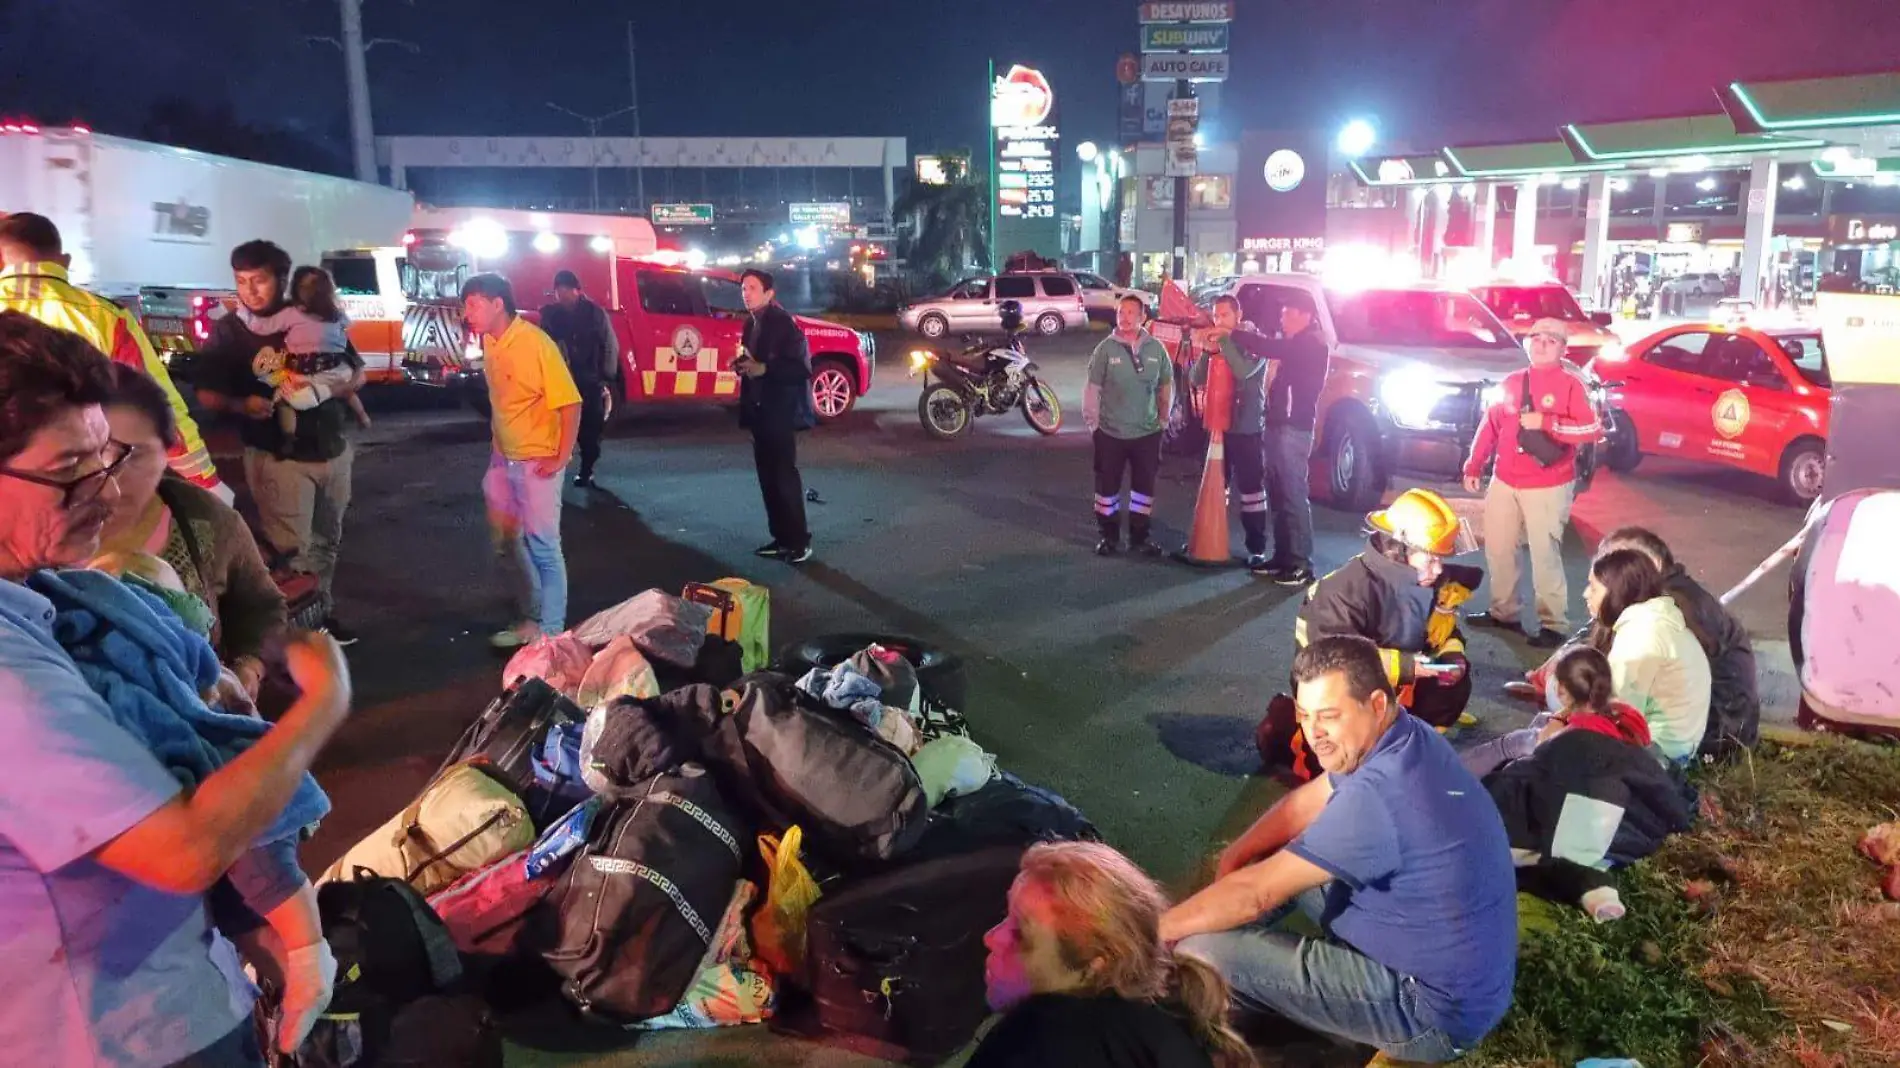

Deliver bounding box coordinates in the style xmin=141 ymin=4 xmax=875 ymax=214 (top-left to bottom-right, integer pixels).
xmin=1367 ymin=489 xmax=1476 ymax=557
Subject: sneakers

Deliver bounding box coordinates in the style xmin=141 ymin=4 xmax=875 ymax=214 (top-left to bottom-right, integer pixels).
xmin=1502 ymin=679 xmax=1541 ymax=704
xmin=1528 ymin=627 xmax=1568 ymax=649
xmin=1466 ymin=611 xmax=1518 ymax=631
xmin=489 ymin=622 xmax=541 ymax=650
xmin=1581 ymin=886 xmax=1626 ymax=923
xmin=319 ymin=617 xmax=358 ymax=646
xmin=1129 ymin=539 xmax=1164 ymax=558
xmin=1247 ymin=554 xmax=1281 ymax=574
xmin=1268 ymin=566 xmax=1315 ymax=587
xmin=757 ymin=542 xmax=812 ymax=563
xmin=1095 ymin=539 xmax=1120 ymax=557
xmin=574 ymin=472 xmax=596 ymax=488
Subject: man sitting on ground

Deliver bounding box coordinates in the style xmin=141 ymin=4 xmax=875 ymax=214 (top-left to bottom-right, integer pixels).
xmin=1164 ymin=635 xmax=1518 ymax=1064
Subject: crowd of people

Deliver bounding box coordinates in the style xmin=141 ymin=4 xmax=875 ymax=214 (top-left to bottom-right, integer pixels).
xmin=0 ymin=209 xmax=1762 ymax=1067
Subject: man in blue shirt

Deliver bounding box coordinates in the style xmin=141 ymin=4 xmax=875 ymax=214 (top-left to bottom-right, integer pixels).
xmin=1162 ymin=635 xmax=1518 ymax=1062
xmin=0 ymin=311 xmax=355 ymax=1068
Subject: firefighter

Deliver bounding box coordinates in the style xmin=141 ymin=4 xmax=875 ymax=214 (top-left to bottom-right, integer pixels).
xmin=1259 ymin=488 xmax=1484 ymax=777
xmin=0 ymin=212 xmax=225 ymax=499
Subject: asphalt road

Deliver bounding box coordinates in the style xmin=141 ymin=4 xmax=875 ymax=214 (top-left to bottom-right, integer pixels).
xmin=277 ymin=327 xmax=1812 ymax=1067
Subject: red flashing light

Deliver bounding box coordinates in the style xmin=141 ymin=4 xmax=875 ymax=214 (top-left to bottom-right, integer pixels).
xmin=401 ymin=231 xmax=417 ymax=246
xmin=21 ymin=123 xmax=40 ymax=135
xmin=191 ymin=296 xmax=206 ymax=309
xmin=192 ymin=318 xmax=210 ymax=341
xmin=70 ymin=124 xmax=91 ymax=135
xmin=1 ymin=124 xmax=21 ymax=134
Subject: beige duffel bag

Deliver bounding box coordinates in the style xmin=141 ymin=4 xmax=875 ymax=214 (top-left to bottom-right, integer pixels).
xmin=320 ymin=760 xmax=534 ymax=895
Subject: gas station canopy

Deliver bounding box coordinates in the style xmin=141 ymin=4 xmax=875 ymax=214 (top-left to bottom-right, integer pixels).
xmin=1354 ymin=70 xmax=1900 ymax=188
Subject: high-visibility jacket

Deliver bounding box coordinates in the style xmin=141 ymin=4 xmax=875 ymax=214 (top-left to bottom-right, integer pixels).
xmin=0 ymin=261 xmax=225 ymax=497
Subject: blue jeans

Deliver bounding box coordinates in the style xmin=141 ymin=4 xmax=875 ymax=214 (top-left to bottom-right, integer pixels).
xmin=1177 ymin=888 xmax=1465 ymax=1062
xmin=484 ymin=454 xmax=567 ymax=633
xmin=1265 ymin=426 xmax=1315 ymax=570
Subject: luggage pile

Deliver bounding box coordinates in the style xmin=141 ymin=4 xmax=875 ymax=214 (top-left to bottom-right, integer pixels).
xmin=312 ymin=579 xmax=1098 ymax=1065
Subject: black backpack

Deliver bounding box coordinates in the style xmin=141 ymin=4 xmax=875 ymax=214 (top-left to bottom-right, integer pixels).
xmin=541 ymin=764 xmax=747 ymax=1024
xmin=271 ymin=874 xmax=465 ymax=1066
xmin=773 ymin=845 xmax=1025 ymax=1064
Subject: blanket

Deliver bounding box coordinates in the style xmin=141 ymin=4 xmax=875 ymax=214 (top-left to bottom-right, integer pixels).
xmin=27 ymin=568 xmax=329 ymax=846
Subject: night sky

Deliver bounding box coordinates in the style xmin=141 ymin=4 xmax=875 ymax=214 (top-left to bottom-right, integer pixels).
xmin=3 ymin=0 xmax=1897 ymax=160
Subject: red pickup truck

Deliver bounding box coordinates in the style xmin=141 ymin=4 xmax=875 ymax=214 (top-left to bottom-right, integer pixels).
xmin=396 ymin=224 xmax=874 ymax=421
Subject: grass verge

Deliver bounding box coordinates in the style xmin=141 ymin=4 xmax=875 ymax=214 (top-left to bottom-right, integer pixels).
xmin=1469 ymin=738 xmax=1900 ymax=1068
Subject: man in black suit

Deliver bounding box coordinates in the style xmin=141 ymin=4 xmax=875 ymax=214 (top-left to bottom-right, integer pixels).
xmin=734 ymin=269 xmax=815 ymax=563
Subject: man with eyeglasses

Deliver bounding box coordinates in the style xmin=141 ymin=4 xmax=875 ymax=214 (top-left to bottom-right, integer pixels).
xmin=1462 ymin=318 xmax=1602 ymax=648
xmin=0 ymin=311 xmax=354 ymax=1068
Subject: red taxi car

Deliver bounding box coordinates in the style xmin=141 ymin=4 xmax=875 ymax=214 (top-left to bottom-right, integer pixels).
xmin=1594 ymin=322 xmax=1830 ymax=504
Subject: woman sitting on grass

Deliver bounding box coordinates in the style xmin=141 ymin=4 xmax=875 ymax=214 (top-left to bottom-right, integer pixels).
xmin=1584 ymin=549 xmax=1712 ymax=765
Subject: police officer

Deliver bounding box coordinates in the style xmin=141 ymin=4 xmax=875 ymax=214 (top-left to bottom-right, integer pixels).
xmin=1191 ymin=295 xmax=1271 ymax=567
xmin=1259 ymin=488 xmax=1484 ymax=777
xmin=1084 ymin=295 xmax=1172 ymax=556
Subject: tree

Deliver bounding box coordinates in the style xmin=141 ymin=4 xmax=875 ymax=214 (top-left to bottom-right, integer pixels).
xmin=895 ymin=157 xmax=991 ymax=293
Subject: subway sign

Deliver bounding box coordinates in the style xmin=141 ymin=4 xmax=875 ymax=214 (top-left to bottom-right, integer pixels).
xmin=1142 ymin=23 xmax=1231 ymax=52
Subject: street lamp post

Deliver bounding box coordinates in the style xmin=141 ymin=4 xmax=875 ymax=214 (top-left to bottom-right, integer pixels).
xmin=547 ymin=102 xmax=639 ymax=212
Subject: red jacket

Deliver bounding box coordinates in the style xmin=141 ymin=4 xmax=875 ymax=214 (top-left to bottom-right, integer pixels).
xmin=1463 ymin=363 xmax=1600 ymax=490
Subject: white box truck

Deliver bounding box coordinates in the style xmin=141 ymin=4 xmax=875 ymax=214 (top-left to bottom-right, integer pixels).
xmin=0 ymin=124 xmax=412 ymax=360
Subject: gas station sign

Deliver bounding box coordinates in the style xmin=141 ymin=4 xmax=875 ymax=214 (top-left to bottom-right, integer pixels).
xmin=992 ymin=64 xmax=1061 ymax=257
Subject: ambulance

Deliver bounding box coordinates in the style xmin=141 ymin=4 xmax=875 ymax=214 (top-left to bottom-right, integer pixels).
xmin=396 ymin=210 xmax=875 ymax=421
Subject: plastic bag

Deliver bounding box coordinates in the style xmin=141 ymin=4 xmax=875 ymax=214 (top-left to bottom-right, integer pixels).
xmin=575 ymin=635 xmax=660 ymax=711
xmin=572 ymin=589 xmax=713 ymax=667
xmin=752 ymin=827 xmax=822 ymax=978
xmin=501 ymin=634 xmax=593 ymax=699
xmin=633 ymin=881 xmax=776 ymax=1032
xmin=911 ymin=735 xmax=996 ymax=808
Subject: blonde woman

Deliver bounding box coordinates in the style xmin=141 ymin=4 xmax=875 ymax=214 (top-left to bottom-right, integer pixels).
xmin=970 ymin=841 xmax=1254 ymax=1068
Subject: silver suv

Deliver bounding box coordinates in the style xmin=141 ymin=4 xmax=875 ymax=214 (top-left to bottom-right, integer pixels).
xmin=899 ymin=272 xmax=1090 ymax=338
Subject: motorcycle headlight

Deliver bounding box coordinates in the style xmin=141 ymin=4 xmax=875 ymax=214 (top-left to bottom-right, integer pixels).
xmin=1379 ymin=369 xmax=1463 ymax=431
xmin=908 ymin=349 xmax=933 ymax=374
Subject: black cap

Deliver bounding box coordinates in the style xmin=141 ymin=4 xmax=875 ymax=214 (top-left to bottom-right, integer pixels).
xmin=551 ymin=269 xmax=581 ymax=289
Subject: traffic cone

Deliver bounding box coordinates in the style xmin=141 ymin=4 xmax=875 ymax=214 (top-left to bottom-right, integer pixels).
xmin=1178 ymin=430 xmax=1233 ymax=566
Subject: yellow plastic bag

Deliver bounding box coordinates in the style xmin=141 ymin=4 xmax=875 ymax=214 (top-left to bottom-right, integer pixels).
xmin=753 ymin=826 xmax=822 ymax=977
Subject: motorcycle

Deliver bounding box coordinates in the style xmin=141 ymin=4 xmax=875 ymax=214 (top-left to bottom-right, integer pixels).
xmin=909 ymin=331 xmax=1063 ymax=440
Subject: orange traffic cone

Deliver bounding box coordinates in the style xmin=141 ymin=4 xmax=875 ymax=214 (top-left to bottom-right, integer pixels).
xmin=1175 ymin=325 xmax=1234 ymax=567
xmin=1179 ymin=430 xmax=1233 ymax=566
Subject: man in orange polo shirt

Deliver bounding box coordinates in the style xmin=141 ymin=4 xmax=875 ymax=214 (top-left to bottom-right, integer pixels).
xmin=462 ymin=273 xmax=581 ymax=649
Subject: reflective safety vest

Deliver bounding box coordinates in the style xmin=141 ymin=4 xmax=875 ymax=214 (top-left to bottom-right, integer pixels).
xmin=0 ymin=261 xmax=226 ymax=498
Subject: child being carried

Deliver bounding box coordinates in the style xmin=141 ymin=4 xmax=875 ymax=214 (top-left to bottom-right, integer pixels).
xmin=242 ymin=266 xmax=371 ymax=453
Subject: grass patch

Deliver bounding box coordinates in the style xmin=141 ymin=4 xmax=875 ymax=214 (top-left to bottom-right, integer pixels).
xmin=1469 ymin=738 xmax=1900 ymax=1068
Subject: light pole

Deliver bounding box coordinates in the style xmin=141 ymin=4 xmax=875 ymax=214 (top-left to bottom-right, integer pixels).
xmin=307 ymin=0 xmax=418 ymax=184
xmin=547 ymin=102 xmax=639 ymax=212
